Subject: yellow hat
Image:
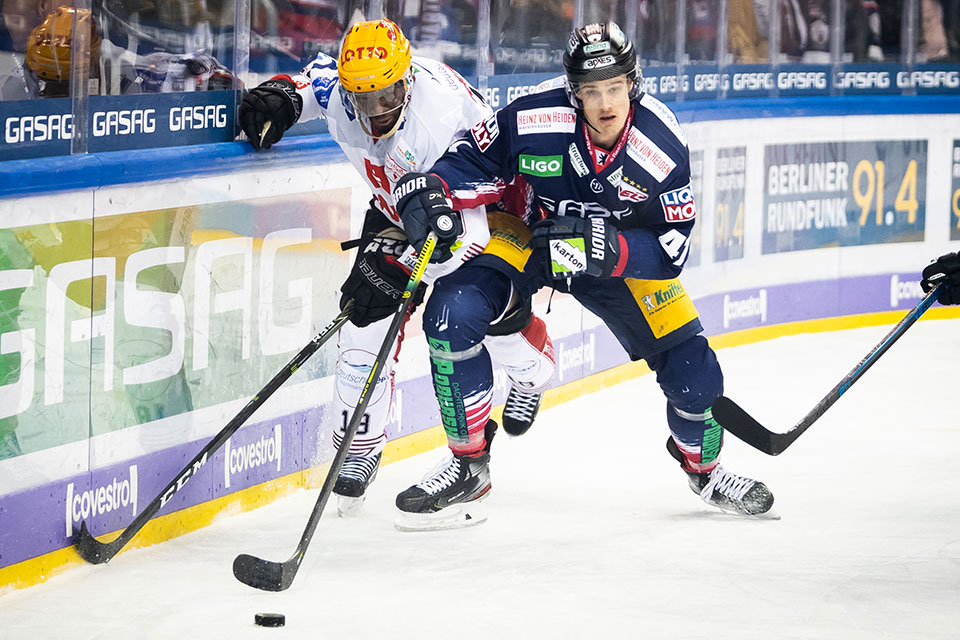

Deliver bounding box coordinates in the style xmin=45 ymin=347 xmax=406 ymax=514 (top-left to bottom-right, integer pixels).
xmin=338 ymin=19 xmax=411 ymax=93
xmin=26 ymin=7 xmax=101 ymax=82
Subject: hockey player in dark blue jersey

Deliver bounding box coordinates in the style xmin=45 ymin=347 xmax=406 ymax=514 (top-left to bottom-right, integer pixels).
xmin=391 ymin=21 xmax=774 ymax=530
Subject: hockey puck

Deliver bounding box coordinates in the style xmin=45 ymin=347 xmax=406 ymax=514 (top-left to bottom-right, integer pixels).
xmin=254 ymin=613 xmax=285 ymax=627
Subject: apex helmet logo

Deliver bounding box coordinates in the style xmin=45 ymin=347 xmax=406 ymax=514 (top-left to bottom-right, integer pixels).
xmin=583 ymin=55 xmax=615 ymax=70
xmin=519 ymin=154 xmax=563 ymax=177
xmin=659 ymin=183 xmax=696 ymax=222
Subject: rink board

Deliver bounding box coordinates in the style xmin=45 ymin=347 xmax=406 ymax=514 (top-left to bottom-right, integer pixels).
xmin=2 ymin=96 xmax=960 ymax=590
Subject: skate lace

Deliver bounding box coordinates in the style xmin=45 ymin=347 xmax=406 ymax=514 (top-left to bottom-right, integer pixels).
xmin=700 ymin=465 xmax=755 ymax=502
xmin=340 ymin=455 xmax=379 ymax=482
xmin=416 ymin=453 xmax=462 ymax=494
xmin=503 ymin=388 xmax=540 ymax=421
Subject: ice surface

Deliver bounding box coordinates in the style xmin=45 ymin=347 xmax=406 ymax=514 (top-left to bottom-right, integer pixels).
xmin=2 ymin=319 xmax=958 ymax=640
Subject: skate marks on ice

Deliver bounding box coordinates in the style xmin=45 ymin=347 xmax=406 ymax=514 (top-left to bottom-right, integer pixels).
xmin=1 ymin=319 xmax=959 ymax=639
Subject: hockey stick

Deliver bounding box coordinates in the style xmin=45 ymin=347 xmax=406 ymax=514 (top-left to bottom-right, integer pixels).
xmin=713 ymin=282 xmax=945 ymax=456
xmin=73 ymin=306 xmax=353 ymax=564
xmin=232 ymin=232 xmax=438 ymax=592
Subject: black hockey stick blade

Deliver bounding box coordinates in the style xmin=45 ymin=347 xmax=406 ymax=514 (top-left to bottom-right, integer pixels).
xmin=712 ymin=396 xmax=789 ymax=456
xmin=714 ymin=282 xmax=944 ymax=456
xmin=233 ymin=233 xmax=439 ymax=592
xmin=72 ymin=308 xmax=352 ymax=565
xmin=232 ymin=553 xmax=298 ymax=592
xmin=75 ymin=520 xmax=122 ymax=564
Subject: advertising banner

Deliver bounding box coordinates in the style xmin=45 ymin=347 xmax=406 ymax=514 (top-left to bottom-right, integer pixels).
xmin=0 ymin=190 xmax=350 ymax=470
xmin=714 ymin=146 xmax=747 ymax=262
xmin=953 ymin=141 xmax=960 ymax=242
xmin=763 ymin=140 xmax=926 ymax=254
xmin=1 ymin=92 xmax=238 ymax=161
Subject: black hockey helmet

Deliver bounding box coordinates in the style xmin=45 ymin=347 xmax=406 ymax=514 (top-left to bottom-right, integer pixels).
xmin=563 ymin=21 xmax=641 ymax=108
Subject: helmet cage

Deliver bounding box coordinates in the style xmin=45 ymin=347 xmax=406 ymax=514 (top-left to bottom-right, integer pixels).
xmin=343 ymin=68 xmax=414 ymax=138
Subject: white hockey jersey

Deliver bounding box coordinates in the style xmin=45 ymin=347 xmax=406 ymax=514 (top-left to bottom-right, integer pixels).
xmin=289 ymin=53 xmax=493 ymax=281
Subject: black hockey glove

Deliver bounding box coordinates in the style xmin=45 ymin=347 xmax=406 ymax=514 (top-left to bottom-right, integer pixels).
xmin=530 ymin=216 xmax=625 ymax=280
xmin=921 ymin=252 xmax=960 ymax=306
xmin=340 ymin=228 xmax=418 ymax=327
xmin=393 ymin=172 xmax=463 ymax=263
xmin=239 ymin=76 xmax=303 ymax=150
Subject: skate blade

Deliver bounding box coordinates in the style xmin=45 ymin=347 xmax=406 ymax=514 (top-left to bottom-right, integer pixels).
xmin=394 ymin=502 xmax=488 ymax=532
xmin=337 ymin=494 xmax=366 ymax=518
xmin=707 ymin=504 xmax=781 ymax=520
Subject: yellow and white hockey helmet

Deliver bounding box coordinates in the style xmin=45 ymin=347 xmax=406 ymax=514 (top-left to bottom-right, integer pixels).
xmin=26 ymin=7 xmax=101 ymax=83
xmin=338 ymin=19 xmax=413 ymax=138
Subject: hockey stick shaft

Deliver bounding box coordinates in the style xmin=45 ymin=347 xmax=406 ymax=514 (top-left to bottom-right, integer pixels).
xmin=714 ymin=282 xmax=945 ymax=455
xmin=73 ymin=306 xmax=353 ymax=564
xmin=233 ymin=232 xmax=438 ymax=591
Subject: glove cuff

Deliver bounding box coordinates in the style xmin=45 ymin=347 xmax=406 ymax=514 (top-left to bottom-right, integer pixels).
xmin=610 ymin=234 xmax=629 ymax=278
xmin=262 ymin=75 xmax=303 ymax=124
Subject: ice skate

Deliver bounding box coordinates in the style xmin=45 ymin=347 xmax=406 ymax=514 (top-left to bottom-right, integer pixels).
xmin=394 ymin=420 xmax=497 ymax=532
xmin=334 ymin=453 xmax=381 ymax=517
xmin=502 ymin=386 xmax=542 ymax=437
xmin=667 ymin=437 xmax=775 ymax=517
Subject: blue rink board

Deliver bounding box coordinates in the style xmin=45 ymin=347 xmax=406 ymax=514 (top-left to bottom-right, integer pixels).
xmin=1 ymin=94 xmax=959 ymax=200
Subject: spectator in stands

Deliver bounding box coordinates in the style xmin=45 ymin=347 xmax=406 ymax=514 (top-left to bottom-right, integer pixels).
xmin=921 ymin=0 xmax=950 ymax=60
xmin=688 ymin=0 xmax=718 ymax=61
xmin=729 ymin=0 xmax=769 ymax=63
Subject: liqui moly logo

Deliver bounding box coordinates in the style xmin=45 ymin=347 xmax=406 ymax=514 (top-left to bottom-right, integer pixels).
xmin=65 ymin=465 xmax=138 ymax=536
xmin=224 ymin=425 xmax=282 ymax=488
xmin=660 ymin=183 xmax=696 ymax=222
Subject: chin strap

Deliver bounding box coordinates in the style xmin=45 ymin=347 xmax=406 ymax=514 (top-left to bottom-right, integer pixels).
xmin=360 ymin=106 xmax=407 ymax=139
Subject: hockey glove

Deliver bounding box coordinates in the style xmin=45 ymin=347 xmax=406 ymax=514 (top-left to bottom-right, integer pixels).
xmin=239 ymin=76 xmax=303 ymax=150
xmin=340 ymin=228 xmax=420 ymax=327
xmin=921 ymin=252 xmax=960 ymax=305
xmin=530 ymin=216 xmax=626 ymax=279
xmin=393 ymin=172 xmax=463 ymax=263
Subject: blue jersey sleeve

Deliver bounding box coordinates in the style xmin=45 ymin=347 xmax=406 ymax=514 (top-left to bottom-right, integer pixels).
xmin=619 ymin=161 xmax=696 ymax=280
xmin=430 ymin=106 xmax=516 ymax=210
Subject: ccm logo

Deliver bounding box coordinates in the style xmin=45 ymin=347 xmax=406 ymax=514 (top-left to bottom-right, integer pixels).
xmin=659 ymin=184 xmax=696 ymax=222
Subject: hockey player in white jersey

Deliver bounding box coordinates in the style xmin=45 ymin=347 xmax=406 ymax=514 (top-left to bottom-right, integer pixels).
xmin=238 ymin=19 xmax=555 ymax=518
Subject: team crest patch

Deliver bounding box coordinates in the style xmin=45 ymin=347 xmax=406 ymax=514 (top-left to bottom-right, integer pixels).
xmin=626 ymin=127 xmax=677 ymax=183
xmin=516 ymin=107 xmax=577 ymax=135
xmin=619 ymin=176 xmax=649 ymax=203
xmin=659 ymin=183 xmax=696 ymax=222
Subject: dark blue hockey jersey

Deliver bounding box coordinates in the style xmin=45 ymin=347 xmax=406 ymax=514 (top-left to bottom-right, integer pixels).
xmin=430 ymin=78 xmax=696 ymax=281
